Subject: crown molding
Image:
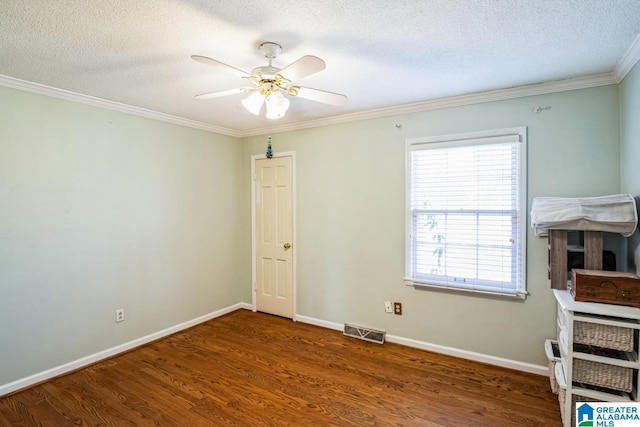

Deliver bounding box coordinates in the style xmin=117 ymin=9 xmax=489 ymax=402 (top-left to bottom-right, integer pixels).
xmin=615 ymin=32 xmax=640 ymax=81
xmin=241 ymin=72 xmax=619 ymax=137
xmin=0 ymin=71 xmax=621 ymax=140
xmin=0 ymin=74 xmax=242 ymax=138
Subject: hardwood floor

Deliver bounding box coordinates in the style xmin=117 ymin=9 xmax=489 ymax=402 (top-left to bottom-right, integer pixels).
xmin=0 ymin=309 xmax=561 ymax=426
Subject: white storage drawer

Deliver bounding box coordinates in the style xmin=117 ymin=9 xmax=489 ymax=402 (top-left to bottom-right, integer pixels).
xmin=545 ymin=339 xmax=561 ymax=394
xmin=557 ymin=305 xmax=567 ymax=330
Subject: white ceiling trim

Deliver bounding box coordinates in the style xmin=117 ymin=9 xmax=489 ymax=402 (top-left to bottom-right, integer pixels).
xmin=615 ymin=32 xmax=640 ymax=81
xmin=242 ymin=73 xmax=619 ymax=137
xmin=0 ymin=74 xmax=242 ymax=138
xmin=0 ymin=71 xmax=622 ymax=139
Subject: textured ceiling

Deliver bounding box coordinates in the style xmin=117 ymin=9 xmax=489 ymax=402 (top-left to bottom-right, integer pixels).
xmin=1 ymin=0 xmax=640 ymax=135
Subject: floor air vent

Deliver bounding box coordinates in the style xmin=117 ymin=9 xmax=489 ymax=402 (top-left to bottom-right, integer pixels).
xmin=343 ymin=323 xmax=386 ymax=344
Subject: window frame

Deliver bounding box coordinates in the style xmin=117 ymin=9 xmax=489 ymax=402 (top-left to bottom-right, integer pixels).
xmin=404 ymin=127 xmax=527 ymax=299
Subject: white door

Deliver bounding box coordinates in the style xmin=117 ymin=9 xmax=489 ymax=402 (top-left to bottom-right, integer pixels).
xmin=254 ymin=156 xmax=294 ymax=318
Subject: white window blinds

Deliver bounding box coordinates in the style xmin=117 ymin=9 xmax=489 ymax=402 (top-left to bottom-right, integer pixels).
xmin=405 ymin=128 xmax=527 ymax=298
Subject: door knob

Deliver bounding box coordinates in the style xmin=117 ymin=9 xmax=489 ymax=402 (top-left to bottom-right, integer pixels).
xmin=283 ymin=242 xmax=291 ymax=250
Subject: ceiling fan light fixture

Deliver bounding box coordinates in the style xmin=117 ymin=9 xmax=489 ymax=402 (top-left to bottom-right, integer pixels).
xmin=241 ymin=91 xmax=264 ymax=115
xmin=193 ymin=41 xmax=347 ymax=119
xmin=265 ymin=90 xmax=290 ymax=120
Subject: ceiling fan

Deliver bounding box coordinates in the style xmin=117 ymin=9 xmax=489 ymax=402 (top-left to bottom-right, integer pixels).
xmin=191 ymin=42 xmax=348 ymax=119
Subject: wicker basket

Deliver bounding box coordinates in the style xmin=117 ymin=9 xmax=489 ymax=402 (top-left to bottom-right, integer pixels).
xmin=573 ymin=358 xmax=633 ymax=392
xmin=545 ymin=339 xmax=561 ymax=394
xmin=558 ymin=387 xmax=597 ymax=427
xmin=574 ymin=321 xmax=634 ymax=352
xmin=558 ymin=362 xmax=598 ymax=427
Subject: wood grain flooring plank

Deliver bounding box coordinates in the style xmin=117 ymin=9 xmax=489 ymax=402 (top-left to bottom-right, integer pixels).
xmin=0 ymin=309 xmax=562 ymax=426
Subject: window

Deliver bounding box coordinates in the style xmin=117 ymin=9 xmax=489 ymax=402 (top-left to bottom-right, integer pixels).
xmin=405 ymin=127 xmax=527 ymax=298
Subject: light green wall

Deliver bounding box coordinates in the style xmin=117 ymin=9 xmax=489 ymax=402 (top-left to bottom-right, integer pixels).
xmin=620 ymin=61 xmax=640 ymax=272
xmin=0 ymin=80 xmax=625 ymax=388
xmin=0 ymin=87 xmax=250 ymax=386
xmin=243 ymin=85 xmax=621 ymax=366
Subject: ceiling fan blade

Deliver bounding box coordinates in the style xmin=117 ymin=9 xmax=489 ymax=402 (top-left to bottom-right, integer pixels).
xmin=295 ymin=87 xmax=348 ymax=106
xmin=191 ymin=55 xmax=250 ymax=78
xmin=278 ymin=55 xmax=326 ymax=82
xmin=195 ymin=87 xmax=248 ymax=100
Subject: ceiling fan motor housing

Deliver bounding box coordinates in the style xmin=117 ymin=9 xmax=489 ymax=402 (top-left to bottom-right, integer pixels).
xmin=251 ymin=65 xmax=280 ymax=80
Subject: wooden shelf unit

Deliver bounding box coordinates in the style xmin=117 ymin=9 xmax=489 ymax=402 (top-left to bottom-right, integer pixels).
xmin=548 ymin=230 xmax=603 ymax=289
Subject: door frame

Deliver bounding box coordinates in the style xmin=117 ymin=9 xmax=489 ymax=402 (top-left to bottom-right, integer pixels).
xmin=250 ymin=151 xmax=297 ymax=320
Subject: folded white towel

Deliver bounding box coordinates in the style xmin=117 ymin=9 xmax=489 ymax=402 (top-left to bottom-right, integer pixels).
xmin=531 ymin=194 xmax=638 ymax=237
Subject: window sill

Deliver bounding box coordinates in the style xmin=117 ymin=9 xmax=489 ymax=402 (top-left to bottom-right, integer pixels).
xmin=404 ymin=278 xmax=528 ymax=300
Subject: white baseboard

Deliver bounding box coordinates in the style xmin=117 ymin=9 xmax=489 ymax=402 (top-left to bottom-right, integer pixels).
xmin=2 ymin=305 xmax=545 ymax=397
xmin=294 ymin=314 xmax=343 ymax=331
xmin=295 ymin=314 xmax=548 ymax=376
xmin=0 ymin=302 xmax=252 ymax=397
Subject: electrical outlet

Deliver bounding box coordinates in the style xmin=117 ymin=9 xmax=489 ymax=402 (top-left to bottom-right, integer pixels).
xmin=384 ymin=301 xmax=393 ymax=313
xmin=115 ymin=308 xmax=125 ymax=323
xmin=393 ymin=302 xmax=402 ymax=315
